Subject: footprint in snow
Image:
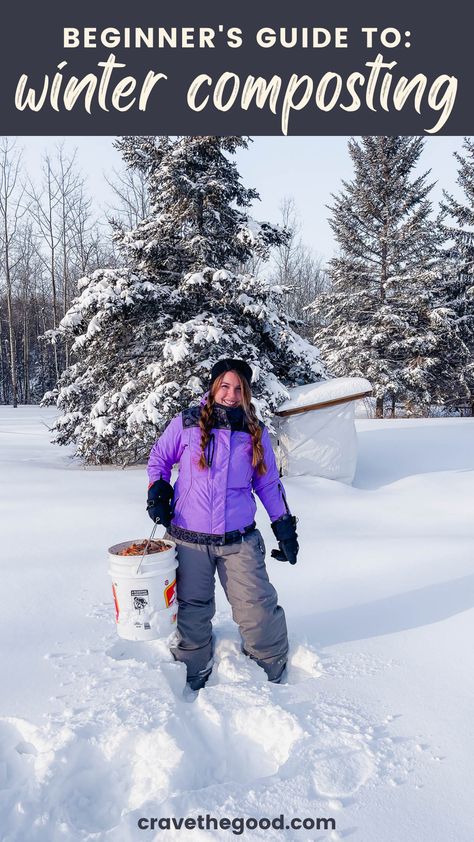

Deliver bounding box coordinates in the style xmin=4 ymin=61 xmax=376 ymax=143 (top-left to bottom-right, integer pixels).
xmin=0 ymin=719 xmax=40 ymax=793
xmin=162 ymin=684 xmax=305 ymax=788
xmin=278 ymin=699 xmax=417 ymax=801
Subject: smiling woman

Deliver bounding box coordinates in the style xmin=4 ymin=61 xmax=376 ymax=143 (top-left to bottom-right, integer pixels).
xmin=215 ymin=371 xmax=243 ymax=408
xmin=146 ymin=357 xmax=299 ymax=691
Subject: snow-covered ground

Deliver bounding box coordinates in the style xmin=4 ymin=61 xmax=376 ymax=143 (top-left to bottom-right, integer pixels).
xmin=1 ymin=407 xmax=473 ymax=842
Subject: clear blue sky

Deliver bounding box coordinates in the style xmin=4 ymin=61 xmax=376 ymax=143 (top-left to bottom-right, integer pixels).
xmin=17 ymin=135 xmax=467 ymax=262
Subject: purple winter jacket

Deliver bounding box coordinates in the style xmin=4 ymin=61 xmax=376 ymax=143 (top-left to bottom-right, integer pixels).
xmin=147 ymin=401 xmax=290 ymax=537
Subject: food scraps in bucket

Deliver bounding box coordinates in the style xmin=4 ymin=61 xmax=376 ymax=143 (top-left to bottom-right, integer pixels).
xmin=116 ymin=540 xmax=169 ymax=556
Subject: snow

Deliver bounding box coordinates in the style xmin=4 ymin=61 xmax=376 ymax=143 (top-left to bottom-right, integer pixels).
xmin=1 ymin=406 xmax=474 ymax=841
xmin=278 ymin=378 xmax=372 ymax=412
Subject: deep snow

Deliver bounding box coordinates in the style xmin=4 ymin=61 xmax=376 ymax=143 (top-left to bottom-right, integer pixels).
xmin=1 ymin=407 xmax=473 ymax=842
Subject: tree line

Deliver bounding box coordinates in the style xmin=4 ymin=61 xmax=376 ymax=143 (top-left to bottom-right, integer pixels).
xmin=0 ymin=139 xmax=116 ymax=406
xmin=0 ymin=137 xmax=324 ymax=410
xmin=312 ymin=137 xmax=474 ymax=417
xmin=1 ymin=135 xmax=473 ymax=431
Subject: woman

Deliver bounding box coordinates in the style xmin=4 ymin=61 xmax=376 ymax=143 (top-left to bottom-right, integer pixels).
xmin=146 ymin=358 xmax=299 ymax=691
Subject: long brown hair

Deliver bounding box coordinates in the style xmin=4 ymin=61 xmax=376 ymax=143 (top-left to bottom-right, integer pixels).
xmin=198 ymin=371 xmax=267 ymax=476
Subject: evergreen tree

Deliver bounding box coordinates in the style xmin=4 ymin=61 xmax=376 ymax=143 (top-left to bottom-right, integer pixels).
xmin=44 ymin=136 xmax=325 ymax=464
xmin=311 ymin=136 xmax=450 ymax=417
xmin=440 ymin=137 xmax=474 ymax=415
xmin=114 ymin=135 xmax=283 ymax=275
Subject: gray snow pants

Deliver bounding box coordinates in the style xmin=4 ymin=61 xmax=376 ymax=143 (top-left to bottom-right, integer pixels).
xmin=164 ymin=529 xmax=288 ymax=683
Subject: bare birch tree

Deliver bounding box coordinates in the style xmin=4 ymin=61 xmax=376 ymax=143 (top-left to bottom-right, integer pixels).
xmin=270 ymin=197 xmax=329 ymax=339
xmin=26 ymin=152 xmax=63 ymax=381
xmin=105 ymin=165 xmax=151 ymax=229
xmin=0 ymin=138 xmax=28 ymax=407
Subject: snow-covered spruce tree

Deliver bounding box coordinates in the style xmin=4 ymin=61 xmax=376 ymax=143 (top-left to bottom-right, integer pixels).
xmin=439 ymin=137 xmax=474 ymax=415
xmin=311 ymin=136 xmax=453 ymax=417
xmin=45 ymin=136 xmax=325 ymax=464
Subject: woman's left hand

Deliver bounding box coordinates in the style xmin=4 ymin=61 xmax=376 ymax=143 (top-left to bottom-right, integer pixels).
xmin=271 ymin=515 xmax=299 ymax=565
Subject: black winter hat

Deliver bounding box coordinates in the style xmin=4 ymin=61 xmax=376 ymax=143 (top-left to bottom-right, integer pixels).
xmin=209 ymin=358 xmax=253 ymax=390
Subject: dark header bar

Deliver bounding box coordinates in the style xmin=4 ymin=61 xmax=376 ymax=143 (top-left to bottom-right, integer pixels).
xmin=0 ymin=0 xmax=470 ymax=135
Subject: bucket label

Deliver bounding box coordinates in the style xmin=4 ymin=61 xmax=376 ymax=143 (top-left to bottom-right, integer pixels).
xmin=131 ymin=589 xmax=149 ymax=613
xmin=164 ymin=579 xmax=176 ymax=608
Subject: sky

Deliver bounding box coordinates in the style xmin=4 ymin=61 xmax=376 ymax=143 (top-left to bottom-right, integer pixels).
xmin=16 ymin=135 xmax=467 ymax=263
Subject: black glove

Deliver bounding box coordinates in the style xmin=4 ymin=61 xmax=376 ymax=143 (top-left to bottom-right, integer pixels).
xmin=146 ymin=478 xmax=174 ymax=526
xmin=271 ymin=515 xmax=299 ymax=565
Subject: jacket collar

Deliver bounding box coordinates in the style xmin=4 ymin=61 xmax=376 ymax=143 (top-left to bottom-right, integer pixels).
xmin=191 ymin=394 xmax=246 ymax=431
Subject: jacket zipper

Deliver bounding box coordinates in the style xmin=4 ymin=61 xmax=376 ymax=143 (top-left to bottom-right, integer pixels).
xmin=209 ymin=434 xmax=216 ymax=532
xmin=278 ymin=482 xmax=291 ymax=514
xmin=206 ymin=433 xmax=216 ymax=467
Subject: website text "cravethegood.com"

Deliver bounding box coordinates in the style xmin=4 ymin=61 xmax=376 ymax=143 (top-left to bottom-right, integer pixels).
xmin=137 ymin=814 xmax=336 ymax=835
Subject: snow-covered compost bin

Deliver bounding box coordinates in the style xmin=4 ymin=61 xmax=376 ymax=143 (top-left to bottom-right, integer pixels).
xmin=275 ymin=377 xmax=372 ymax=484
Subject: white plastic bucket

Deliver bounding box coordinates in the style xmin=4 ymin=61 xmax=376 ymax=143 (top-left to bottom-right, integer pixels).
xmin=108 ymin=539 xmax=178 ymax=641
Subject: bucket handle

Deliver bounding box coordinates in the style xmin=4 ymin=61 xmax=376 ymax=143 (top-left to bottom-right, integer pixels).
xmin=135 ymin=521 xmax=159 ymax=575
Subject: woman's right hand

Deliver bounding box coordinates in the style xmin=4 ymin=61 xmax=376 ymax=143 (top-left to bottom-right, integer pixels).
xmin=146 ymin=478 xmax=174 ymax=526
